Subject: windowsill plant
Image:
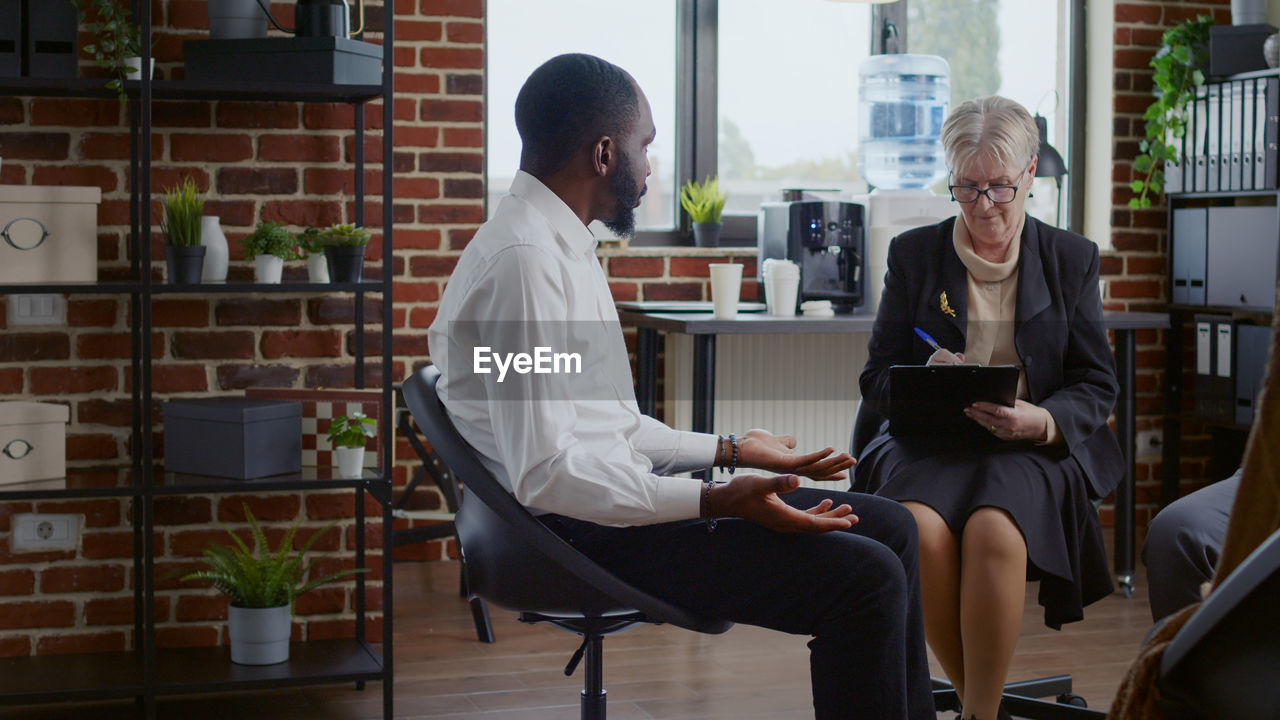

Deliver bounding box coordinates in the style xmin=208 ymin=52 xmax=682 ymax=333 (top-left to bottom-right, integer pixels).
xmin=327 ymin=411 xmax=376 ymax=478
xmin=680 ymin=176 xmax=728 ymax=247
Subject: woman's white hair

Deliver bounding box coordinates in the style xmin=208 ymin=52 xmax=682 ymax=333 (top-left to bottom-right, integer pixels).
xmin=940 ymin=95 xmax=1039 ymax=176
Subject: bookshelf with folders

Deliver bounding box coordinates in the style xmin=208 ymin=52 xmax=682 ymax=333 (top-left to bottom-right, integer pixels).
xmin=1162 ymin=67 xmax=1279 ymax=507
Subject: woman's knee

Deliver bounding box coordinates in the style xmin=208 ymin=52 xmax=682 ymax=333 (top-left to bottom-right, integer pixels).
xmin=962 ymin=507 xmax=1026 ymax=561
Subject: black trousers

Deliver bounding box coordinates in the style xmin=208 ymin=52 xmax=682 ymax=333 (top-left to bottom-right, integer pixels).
xmin=542 ymin=487 xmax=934 ymax=720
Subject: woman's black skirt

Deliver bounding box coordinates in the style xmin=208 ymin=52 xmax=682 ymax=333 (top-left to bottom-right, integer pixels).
xmin=853 ymin=434 xmax=1113 ymax=630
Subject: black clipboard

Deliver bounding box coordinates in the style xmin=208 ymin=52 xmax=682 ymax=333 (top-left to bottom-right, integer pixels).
xmin=888 ymin=364 xmax=1020 ymax=439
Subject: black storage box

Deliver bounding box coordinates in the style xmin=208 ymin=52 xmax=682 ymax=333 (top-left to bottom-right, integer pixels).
xmin=183 ymin=37 xmax=383 ymax=85
xmin=0 ymin=0 xmax=20 ymax=78
xmin=162 ymin=397 xmax=302 ymax=479
xmin=24 ymin=0 xmax=78 ymax=78
xmin=1209 ymin=24 xmax=1277 ymax=77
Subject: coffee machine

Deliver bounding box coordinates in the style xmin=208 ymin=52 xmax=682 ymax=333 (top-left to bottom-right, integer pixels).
xmin=758 ymin=199 xmax=867 ymax=312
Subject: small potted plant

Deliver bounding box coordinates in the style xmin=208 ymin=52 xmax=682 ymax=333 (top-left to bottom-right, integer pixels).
xmin=160 ymin=177 xmax=206 ymax=284
xmin=327 ymin=411 xmax=376 ymax=478
xmin=680 ymin=175 xmax=728 ymax=247
xmin=73 ymin=0 xmax=150 ymax=104
xmin=177 ymin=504 xmax=367 ymax=665
xmin=297 ymin=227 xmax=330 ymax=283
xmin=318 ymin=223 xmax=372 ymax=283
xmin=240 ymin=221 xmax=299 ymax=284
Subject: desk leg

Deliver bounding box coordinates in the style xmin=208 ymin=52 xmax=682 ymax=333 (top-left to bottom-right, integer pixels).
xmin=636 ymin=327 xmax=658 ymax=418
xmin=1114 ymin=328 xmax=1136 ymax=598
xmin=693 ymin=335 xmax=716 ymax=482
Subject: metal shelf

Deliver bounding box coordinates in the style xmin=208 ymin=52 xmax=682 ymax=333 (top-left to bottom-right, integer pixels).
xmin=0 ymin=466 xmax=138 ymax=501
xmin=151 ymin=641 xmax=384 ymax=695
xmin=0 ymin=77 xmax=381 ymax=104
xmin=149 ymin=280 xmax=386 ymax=294
xmin=0 ymin=651 xmax=144 ymax=704
xmin=0 ymin=281 xmax=143 ymax=295
xmin=154 ymin=467 xmax=392 ymax=495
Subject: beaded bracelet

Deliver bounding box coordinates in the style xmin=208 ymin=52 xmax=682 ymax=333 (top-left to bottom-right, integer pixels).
xmin=703 ymin=480 xmax=718 ymax=533
xmin=727 ymin=433 xmax=738 ymax=475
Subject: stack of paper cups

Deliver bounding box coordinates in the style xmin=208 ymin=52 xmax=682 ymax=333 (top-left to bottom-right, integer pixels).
xmin=762 ymin=259 xmax=800 ymax=316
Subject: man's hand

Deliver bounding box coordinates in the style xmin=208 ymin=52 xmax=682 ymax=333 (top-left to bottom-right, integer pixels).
xmin=705 ymin=474 xmax=856 ymax=533
xmin=736 ymin=429 xmax=855 ymax=481
xmin=965 ymin=399 xmax=1049 ymax=442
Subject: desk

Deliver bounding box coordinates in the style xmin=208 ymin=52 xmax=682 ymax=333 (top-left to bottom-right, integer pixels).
xmin=619 ymin=309 xmax=1169 ymax=598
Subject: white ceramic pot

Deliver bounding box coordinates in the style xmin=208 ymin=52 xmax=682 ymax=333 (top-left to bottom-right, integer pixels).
xmin=123 ymin=57 xmax=155 ymax=80
xmin=200 ymin=216 xmax=228 ymax=283
xmin=336 ymin=446 xmax=365 ymax=478
xmin=254 ymin=254 xmax=284 ymax=284
xmin=307 ymin=253 xmax=330 ymax=283
xmin=227 ymin=604 xmax=291 ymax=665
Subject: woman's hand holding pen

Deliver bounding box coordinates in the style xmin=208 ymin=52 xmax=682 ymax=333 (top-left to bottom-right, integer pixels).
xmin=915 ymin=326 xmax=966 ymax=365
xmin=736 ymin=429 xmax=856 ymax=481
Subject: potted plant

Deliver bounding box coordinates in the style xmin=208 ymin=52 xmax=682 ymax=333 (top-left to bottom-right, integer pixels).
xmin=327 ymin=411 xmax=376 ymax=478
xmin=297 ymin=227 xmax=330 ymax=283
xmin=1129 ymin=14 xmax=1213 ymax=209
xmin=319 ymin=223 xmax=371 ymax=283
xmin=73 ymin=0 xmax=150 ymax=104
xmin=240 ymin=221 xmax=299 ymax=284
xmin=680 ymin=176 xmax=728 ymax=247
xmin=160 ymin=178 xmax=206 ymax=284
xmin=177 ymin=504 xmax=367 ymax=665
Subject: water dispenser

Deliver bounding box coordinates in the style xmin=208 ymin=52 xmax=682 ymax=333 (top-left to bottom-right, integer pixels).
xmin=857 ymin=54 xmax=951 ymax=190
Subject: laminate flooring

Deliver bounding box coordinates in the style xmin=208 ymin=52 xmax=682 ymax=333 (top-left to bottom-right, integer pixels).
xmin=0 ymin=553 xmax=1157 ymax=719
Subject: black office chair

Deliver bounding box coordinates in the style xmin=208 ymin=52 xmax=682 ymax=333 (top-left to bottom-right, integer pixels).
xmin=1156 ymin=526 xmax=1280 ymax=718
xmin=392 ymin=402 xmax=494 ymax=643
xmin=402 ymin=365 xmax=733 ymax=720
xmin=849 ymin=400 xmax=1103 ymax=719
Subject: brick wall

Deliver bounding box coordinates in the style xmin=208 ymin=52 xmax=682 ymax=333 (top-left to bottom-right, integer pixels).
xmin=1108 ymin=0 xmax=1231 ymax=529
xmin=0 ymin=0 xmax=483 ymax=655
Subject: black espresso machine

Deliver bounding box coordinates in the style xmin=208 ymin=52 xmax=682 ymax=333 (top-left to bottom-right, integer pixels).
xmin=757 ymin=199 xmax=867 ymax=312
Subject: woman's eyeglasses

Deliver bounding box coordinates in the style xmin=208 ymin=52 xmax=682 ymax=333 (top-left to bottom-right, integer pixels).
xmin=947 ymin=165 xmax=1031 ymax=204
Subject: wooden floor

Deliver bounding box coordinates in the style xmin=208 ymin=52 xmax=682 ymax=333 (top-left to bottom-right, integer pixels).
xmin=0 ymin=547 xmax=1157 ymax=719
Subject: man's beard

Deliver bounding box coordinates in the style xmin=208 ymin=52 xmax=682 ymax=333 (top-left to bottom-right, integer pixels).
xmin=601 ymin=150 xmax=645 ymax=238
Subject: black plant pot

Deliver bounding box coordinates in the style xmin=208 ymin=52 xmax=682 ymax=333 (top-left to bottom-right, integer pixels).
xmin=295 ymin=0 xmax=350 ymax=38
xmin=208 ymin=0 xmax=268 ymax=39
xmin=165 ymin=245 xmax=207 ymax=285
xmin=325 ymin=244 xmax=366 ymax=283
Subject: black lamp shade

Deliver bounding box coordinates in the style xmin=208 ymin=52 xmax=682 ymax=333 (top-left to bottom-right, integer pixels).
xmin=1035 ymin=115 xmax=1067 ymax=179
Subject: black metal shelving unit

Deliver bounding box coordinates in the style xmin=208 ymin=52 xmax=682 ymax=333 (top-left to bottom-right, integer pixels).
xmin=0 ymin=5 xmax=395 ymax=718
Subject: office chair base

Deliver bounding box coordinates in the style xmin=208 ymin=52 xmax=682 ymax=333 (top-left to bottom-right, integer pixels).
xmin=931 ymin=675 xmax=1105 ymax=719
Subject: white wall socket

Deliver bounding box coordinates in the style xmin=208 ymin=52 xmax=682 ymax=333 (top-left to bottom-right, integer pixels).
xmin=11 ymin=513 xmax=79 ymax=551
xmin=6 ymin=294 xmax=66 ymax=326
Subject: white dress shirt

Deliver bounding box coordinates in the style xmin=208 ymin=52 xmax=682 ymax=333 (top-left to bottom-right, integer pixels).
xmin=427 ymin=171 xmax=716 ymax=526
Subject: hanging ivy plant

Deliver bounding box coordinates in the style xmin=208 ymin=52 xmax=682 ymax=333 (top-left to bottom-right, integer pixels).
xmin=1130 ymin=14 xmax=1214 ymax=209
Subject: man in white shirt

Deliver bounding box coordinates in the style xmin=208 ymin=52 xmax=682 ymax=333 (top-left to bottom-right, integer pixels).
xmin=428 ymin=53 xmax=932 ymax=720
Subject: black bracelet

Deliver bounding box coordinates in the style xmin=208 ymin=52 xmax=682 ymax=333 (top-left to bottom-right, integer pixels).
xmin=716 ymin=434 xmax=726 ymax=470
xmin=727 ymin=433 xmax=738 ymax=475
xmin=703 ymin=480 xmax=718 ymax=532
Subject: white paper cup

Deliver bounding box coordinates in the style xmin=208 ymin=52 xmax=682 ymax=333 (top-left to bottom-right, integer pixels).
xmin=709 ymin=263 xmax=744 ymax=319
xmin=766 ymin=271 xmax=800 ymax=316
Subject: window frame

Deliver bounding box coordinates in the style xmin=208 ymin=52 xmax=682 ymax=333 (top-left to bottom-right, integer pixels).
xmin=504 ymin=0 xmax=1087 ymax=246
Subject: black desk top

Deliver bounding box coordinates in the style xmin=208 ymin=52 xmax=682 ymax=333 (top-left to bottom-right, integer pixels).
xmin=617 ymin=309 xmax=1170 ymax=335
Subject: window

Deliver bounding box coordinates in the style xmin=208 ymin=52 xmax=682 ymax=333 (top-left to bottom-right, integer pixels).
xmin=485 ymin=0 xmax=1079 ymax=244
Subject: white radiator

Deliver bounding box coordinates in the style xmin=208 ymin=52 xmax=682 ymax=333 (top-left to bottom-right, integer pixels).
xmin=664 ymin=333 xmax=871 ymax=487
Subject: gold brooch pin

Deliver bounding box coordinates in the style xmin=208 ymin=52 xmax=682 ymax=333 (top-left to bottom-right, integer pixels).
xmin=939 ymin=290 xmax=956 ymax=317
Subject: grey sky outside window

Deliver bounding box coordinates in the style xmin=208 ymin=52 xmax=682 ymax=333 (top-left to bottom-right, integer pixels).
xmin=484 ymin=0 xmax=1078 ymax=246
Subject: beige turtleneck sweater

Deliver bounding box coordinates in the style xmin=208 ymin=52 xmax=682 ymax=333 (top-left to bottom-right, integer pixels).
xmin=953 ymin=215 xmax=1061 ymax=444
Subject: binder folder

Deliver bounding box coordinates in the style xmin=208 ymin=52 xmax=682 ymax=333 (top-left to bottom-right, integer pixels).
xmin=0 ymin=0 xmax=19 ymax=78
xmin=1194 ymin=315 xmax=1234 ymax=424
xmin=1207 ymin=83 xmax=1221 ymax=192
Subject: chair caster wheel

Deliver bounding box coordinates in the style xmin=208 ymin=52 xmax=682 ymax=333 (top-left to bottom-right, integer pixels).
xmin=1057 ymin=692 xmax=1088 ymax=707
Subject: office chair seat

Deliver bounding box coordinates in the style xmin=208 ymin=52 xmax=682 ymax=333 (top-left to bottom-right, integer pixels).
xmin=402 ymin=365 xmax=732 ymax=720
xmin=850 ymin=400 xmax=1105 ymax=719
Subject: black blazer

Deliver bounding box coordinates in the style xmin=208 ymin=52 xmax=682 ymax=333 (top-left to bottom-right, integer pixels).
xmin=859 ymin=215 xmax=1123 ymax=500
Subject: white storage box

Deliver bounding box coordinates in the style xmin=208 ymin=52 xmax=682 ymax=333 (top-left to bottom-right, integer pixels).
xmin=0 ymin=402 xmax=69 ymax=485
xmin=0 ymin=185 xmax=102 ymax=284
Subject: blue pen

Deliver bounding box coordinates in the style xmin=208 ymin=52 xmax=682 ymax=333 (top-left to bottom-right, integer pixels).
xmin=913 ymin=327 xmax=943 ymax=353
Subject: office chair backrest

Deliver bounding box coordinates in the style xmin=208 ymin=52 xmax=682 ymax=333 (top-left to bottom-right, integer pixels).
xmin=1158 ymin=527 xmax=1280 ymax=718
xmin=850 ymin=399 xmax=886 ymax=457
xmin=402 ymin=365 xmax=733 ymax=632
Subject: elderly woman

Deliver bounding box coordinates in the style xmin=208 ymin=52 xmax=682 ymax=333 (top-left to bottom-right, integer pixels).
xmin=853 ymin=96 xmax=1120 ymax=720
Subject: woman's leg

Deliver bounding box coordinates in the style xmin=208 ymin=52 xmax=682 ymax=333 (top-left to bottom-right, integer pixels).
xmin=902 ymin=501 xmax=965 ymax=701
xmin=959 ymin=506 xmax=1027 ymax=720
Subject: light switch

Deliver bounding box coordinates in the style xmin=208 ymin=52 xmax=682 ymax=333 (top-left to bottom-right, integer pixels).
xmin=6 ymin=293 xmax=65 ymax=326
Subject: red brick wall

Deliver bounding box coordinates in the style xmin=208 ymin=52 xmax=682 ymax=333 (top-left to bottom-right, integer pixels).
xmin=0 ymin=0 xmax=483 ymax=655
xmin=1108 ymin=0 xmax=1230 ymax=529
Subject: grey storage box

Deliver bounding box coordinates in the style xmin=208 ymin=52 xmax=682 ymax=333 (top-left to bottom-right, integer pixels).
xmin=0 ymin=185 xmax=102 ymax=284
xmin=183 ymin=37 xmax=383 ymax=85
xmin=24 ymin=0 xmax=78 ymax=78
xmin=0 ymin=401 xmax=68 ymax=485
xmin=162 ymin=398 xmax=301 ymax=479
xmin=0 ymin=0 xmax=19 ymax=78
